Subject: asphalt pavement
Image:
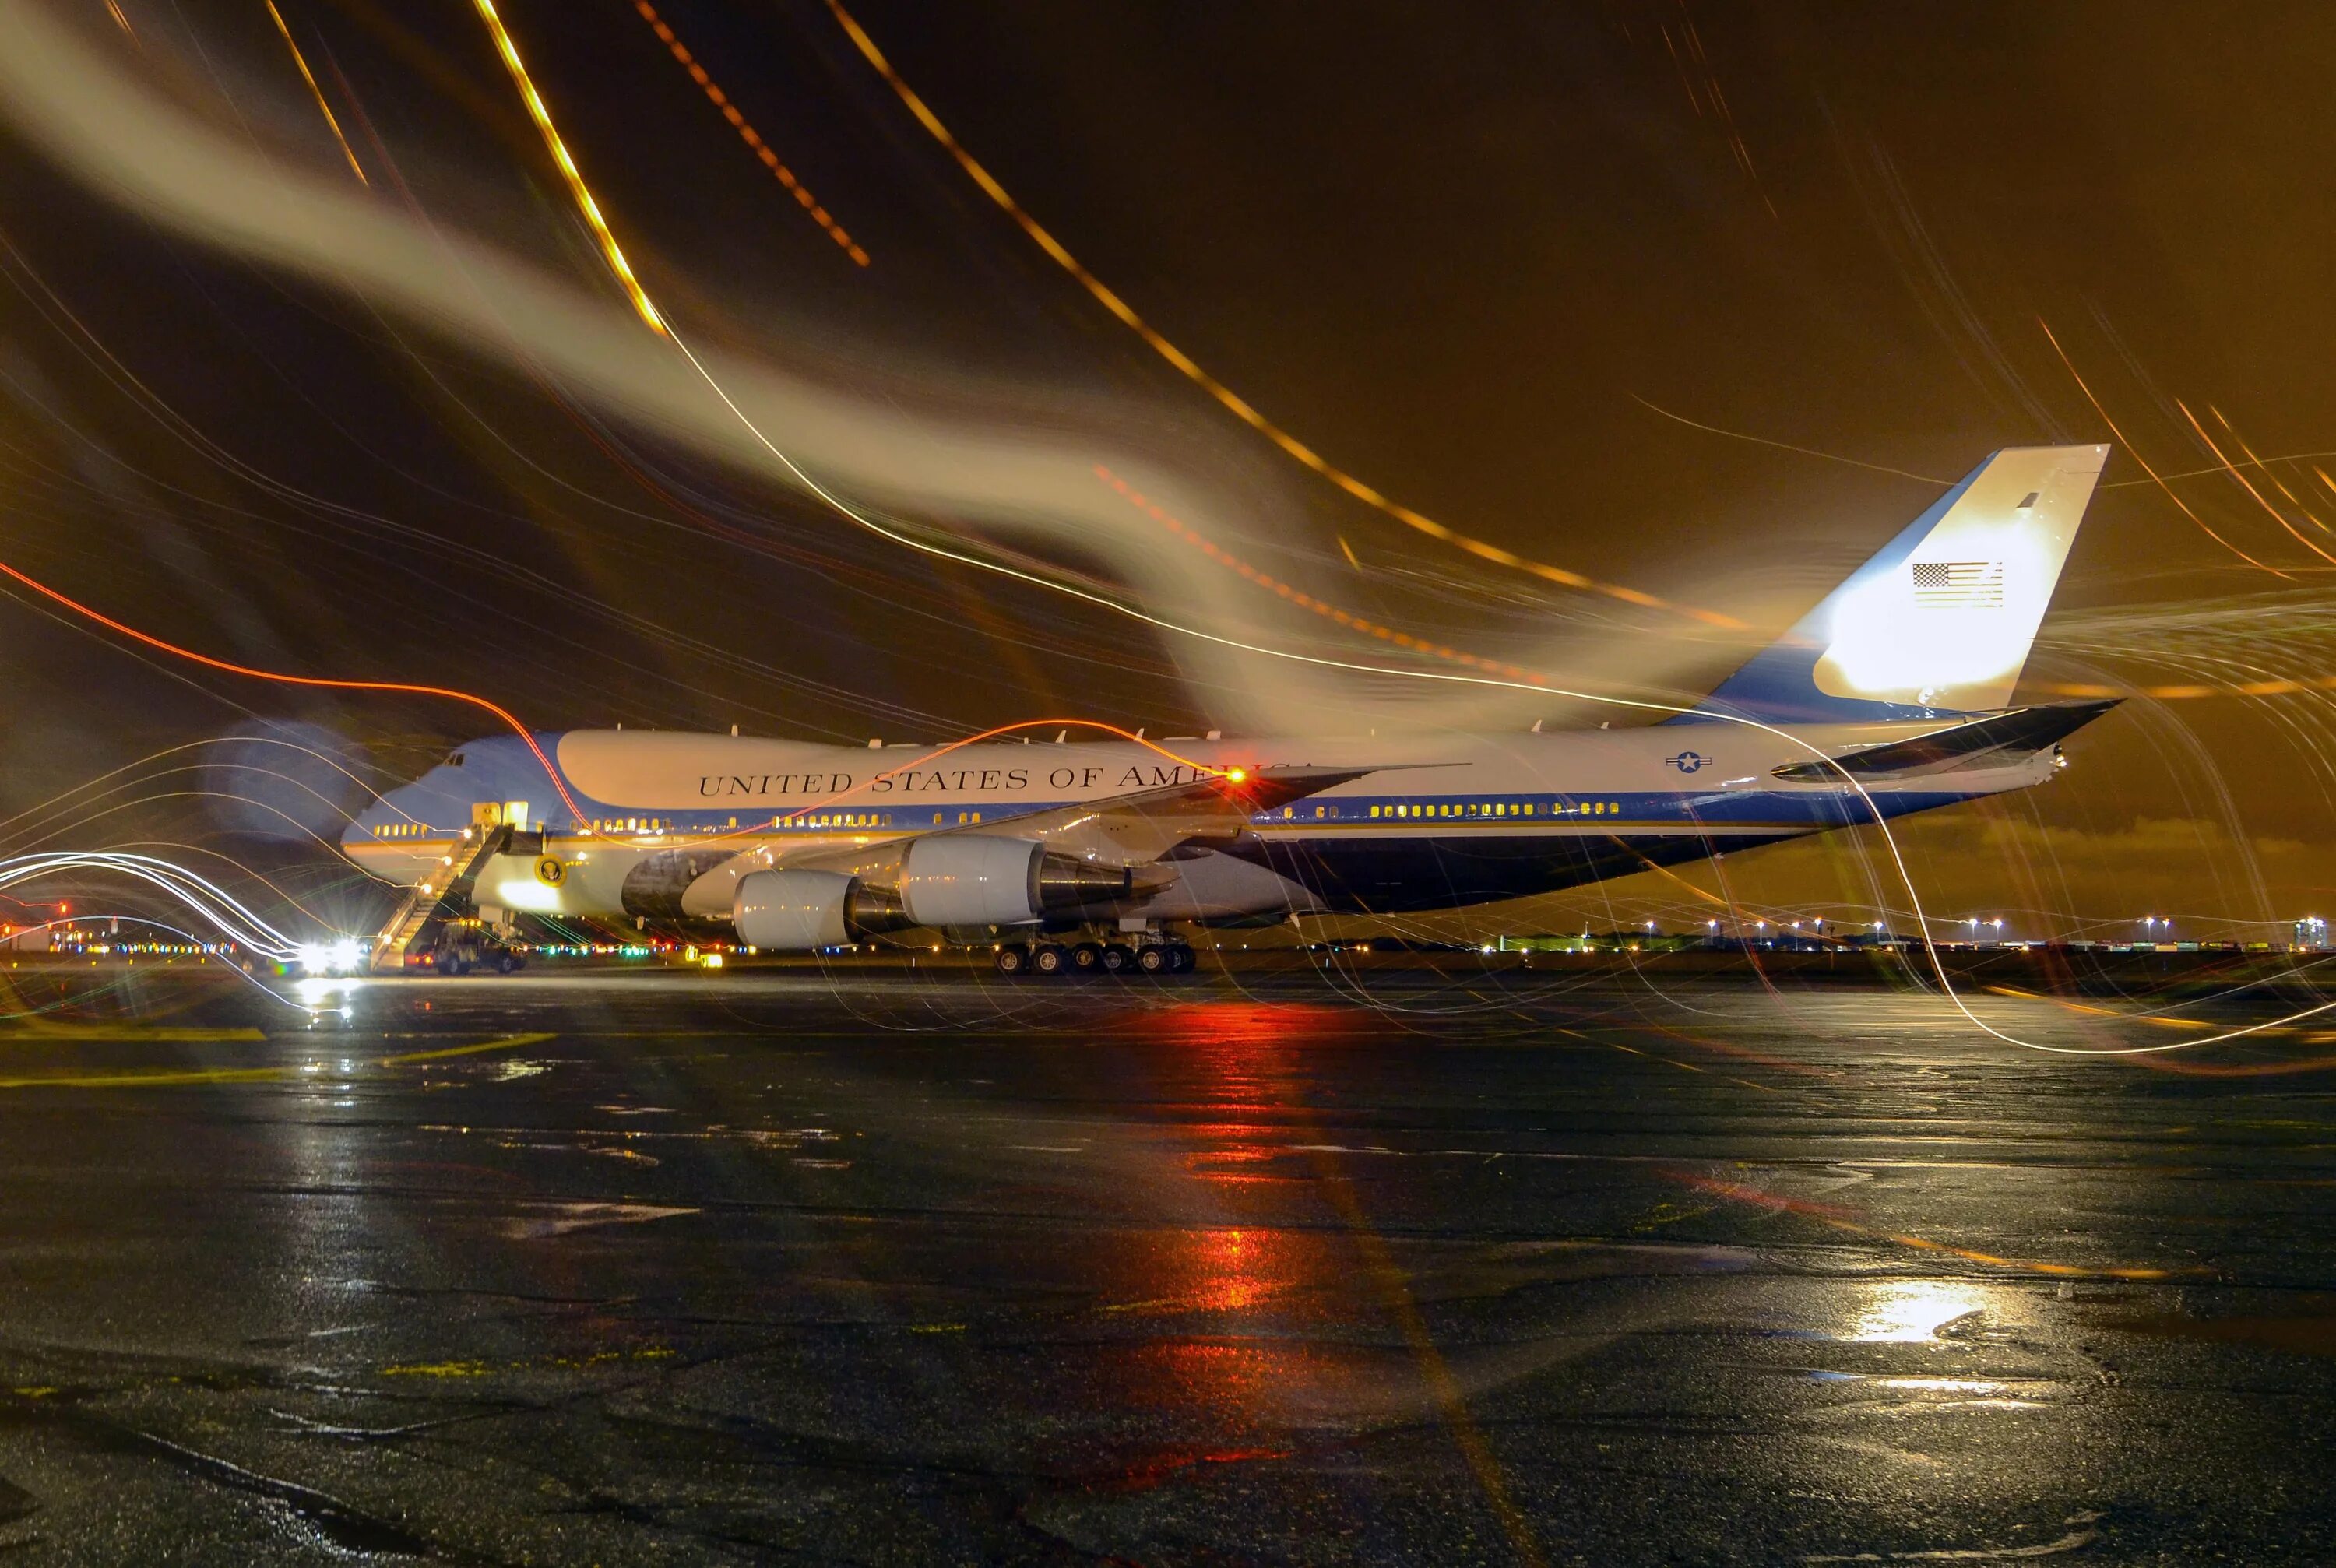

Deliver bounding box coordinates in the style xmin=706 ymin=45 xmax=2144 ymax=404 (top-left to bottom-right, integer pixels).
xmin=0 ymin=958 xmax=2327 ymax=1564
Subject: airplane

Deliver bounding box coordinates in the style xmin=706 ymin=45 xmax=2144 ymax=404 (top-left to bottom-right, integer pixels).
xmin=343 ymin=444 xmax=2115 ymax=976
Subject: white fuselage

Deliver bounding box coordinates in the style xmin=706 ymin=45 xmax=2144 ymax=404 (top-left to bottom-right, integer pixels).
xmin=344 ymin=724 xmax=2056 ymax=926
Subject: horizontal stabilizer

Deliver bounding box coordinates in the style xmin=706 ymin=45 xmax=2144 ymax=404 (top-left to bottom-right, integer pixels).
xmin=1768 ymin=700 xmax=2118 ymax=782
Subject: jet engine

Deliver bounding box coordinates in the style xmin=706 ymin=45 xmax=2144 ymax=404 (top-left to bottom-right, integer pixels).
xmin=732 ymin=838 xmax=1137 ymax=950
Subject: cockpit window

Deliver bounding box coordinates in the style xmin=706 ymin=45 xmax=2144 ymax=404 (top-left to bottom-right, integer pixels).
xmin=445 ymin=751 xmax=466 ymax=768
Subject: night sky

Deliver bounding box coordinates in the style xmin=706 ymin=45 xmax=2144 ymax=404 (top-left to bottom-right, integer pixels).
xmin=0 ymin=0 xmax=2330 ymax=937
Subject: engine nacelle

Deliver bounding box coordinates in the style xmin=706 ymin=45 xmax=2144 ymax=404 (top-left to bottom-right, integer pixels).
xmin=734 ymin=840 xmax=1138 ymax=949
xmin=899 ymin=836 xmax=1131 ymax=927
xmin=733 ymin=870 xmax=853 ymax=950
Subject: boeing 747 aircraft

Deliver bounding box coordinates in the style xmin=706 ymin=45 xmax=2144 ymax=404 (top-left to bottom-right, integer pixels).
xmin=345 ymin=445 xmax=2114 ymax=975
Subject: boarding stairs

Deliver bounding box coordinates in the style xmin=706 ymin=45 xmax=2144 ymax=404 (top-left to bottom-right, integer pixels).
xmin=370 ymin=823 xmax=537 ymax=972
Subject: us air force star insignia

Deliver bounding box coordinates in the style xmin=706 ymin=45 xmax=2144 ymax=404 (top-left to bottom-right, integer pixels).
xmin=1666 ymin=751 xmax=1712 ymax=775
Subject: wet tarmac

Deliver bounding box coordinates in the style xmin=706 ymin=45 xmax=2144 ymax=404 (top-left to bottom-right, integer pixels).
xmin=0 ymin=962 xmax=2331 ymax=1563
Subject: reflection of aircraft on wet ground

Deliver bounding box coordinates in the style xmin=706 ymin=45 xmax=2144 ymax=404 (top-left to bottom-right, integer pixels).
xmin=347 ymin=445 xmax=2113 ymax=976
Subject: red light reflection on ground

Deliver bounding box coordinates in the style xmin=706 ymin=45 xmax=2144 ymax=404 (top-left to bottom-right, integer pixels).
xmin=1124 ymin=1000 xmax=1367 ymax=1048
xmin=1075 ymin=1010 xmax=1542 ymax=1555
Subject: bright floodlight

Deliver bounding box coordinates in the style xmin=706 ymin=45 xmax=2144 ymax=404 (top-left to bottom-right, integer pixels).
xmin=298 ymin=938 xmax=368 ymax=975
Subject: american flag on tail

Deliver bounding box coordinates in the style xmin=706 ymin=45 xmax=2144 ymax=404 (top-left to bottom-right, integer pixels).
xmin=1910 ymin=559 xmax=2004 ymax=608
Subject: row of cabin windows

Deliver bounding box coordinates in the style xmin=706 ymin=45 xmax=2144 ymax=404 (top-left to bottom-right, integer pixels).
xmin=379 ymin=814 xmax=913 ymax=838
xmin=385 ymin=800 xmax=1640 ymax=838
xmin=1358 ymin=800 xmax=1622 ymax=820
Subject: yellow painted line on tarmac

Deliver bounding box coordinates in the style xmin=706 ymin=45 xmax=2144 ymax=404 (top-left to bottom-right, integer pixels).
xmin=380 ymin=1032 xmax=555 ymax=1066
xmin=380 ymin=1345 xmax=674 ymax=1378
xmin=0 ymin=1025 xmax=266 ymax=1042
xmin=0 ymin=1032 xmax=555 ymax=1090
xmin=0 ymin=1064 xmax=297 ymax=1090
xmin=1987 ymin=985 xmax=2219 ymax=1032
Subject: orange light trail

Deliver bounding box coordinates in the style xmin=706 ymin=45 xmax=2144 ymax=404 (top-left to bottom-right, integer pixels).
xmin=2034 ymin=675 xmax=2336 ymax=701
xmin=1674 ymin=1172 xmax=2177 ymax=1280
xmin=823 ymin=0 xmax=1742 ymax=631
xmin=2038 ymin=317 xmax=2286 ymax=577
xmin=1094 ymin=466 xmax=1557 ymax=686
xmin=630 ymin=0 xmax=867 ymax=266
xmin=0 ymin=554 xmax=606 ymax=838
xmin=2178 ymin=400 xmax=2336 ymax=566
xmin=263 ymin=0 xmax=367 ymax=187
xmin=470 ymin=0 xmax=666 ymax=335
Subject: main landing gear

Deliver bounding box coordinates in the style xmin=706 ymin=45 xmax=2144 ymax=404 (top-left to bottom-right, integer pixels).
xmin=994 ymin=939 xmax=1194 ymax=978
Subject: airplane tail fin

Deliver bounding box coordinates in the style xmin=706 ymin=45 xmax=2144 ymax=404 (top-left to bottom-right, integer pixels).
xmin=1674 ymin=443 xmax=2110 ymax=725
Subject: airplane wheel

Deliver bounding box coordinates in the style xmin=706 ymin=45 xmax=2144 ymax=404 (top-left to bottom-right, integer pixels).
xmin=1032 ymin=944 xmax=1070 ymax=976
xmin=1136 ymin=944 xmax=1170 ymax=975
xmin=995 ymin=945 xmax=1030 ymax=976
xmin=1166 ymin=944 xmax=1195 ymax=973
xmin=1070 ymin=941 xmax=1103 ymax=974
xmin=1100 ymin=944 xmax=1135 ymax=974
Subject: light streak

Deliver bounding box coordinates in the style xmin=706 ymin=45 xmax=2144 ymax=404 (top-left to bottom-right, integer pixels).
xmin=1628 ymin=394 xmax=1953 ymax=484
xmin=2104 ymin=451 xmax=2336 ymax=486
xmin=0 ymin=553 xmax=603 ymax=835
xmin=2032 ymin=675 xmax=2336 ymax=701
xmin=2176 ymin=399 xmax=2336 ymax=565
xmin=262 ymin=0 xmax=366 ymax=187
xmin=629 ymin=0 xmax=867 ymax=265
xmin=469 ymin=0 xmax=665 ymax=334
xmin=2038 ymin=317 xmax=2286 ymax=576
xmin=1675 ymin=1172 xmax=2176 ymax=1280
xmin=0 ymin=853 xmax=305 ymax=957
xmin=1096 ymin=465 xmax=1557 ymax=683
xmin=821 ymin=0 xmax=1743 ymax=631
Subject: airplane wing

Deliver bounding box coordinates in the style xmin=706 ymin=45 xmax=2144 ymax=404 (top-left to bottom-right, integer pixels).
xmin=807 ymin=763 xmax=1400 ymax=874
